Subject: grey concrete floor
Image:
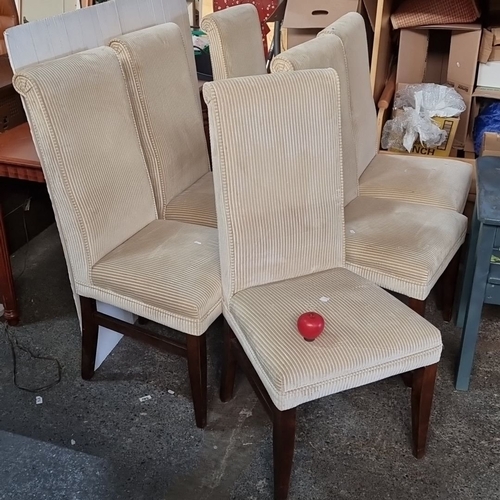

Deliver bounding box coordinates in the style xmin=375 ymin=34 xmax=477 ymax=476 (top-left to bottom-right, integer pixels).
xmin=1 ymin=225 xmax=500 ymax=500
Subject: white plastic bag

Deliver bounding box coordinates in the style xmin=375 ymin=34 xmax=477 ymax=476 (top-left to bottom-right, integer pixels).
xmin=381 ymin=84 xmax=466 ymax=152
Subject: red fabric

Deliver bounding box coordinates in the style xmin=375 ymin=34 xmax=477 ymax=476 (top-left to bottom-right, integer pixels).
xmin=213 ymin=0 xmax=279 ymax=54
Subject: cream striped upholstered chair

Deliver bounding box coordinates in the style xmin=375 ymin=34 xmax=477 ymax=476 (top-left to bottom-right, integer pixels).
xmin=201 ymin=4 xmax=267 ymax=80
xmin=315 ymin=13 xmax=472 ymax=213
xmin=204 ymin=69 xmax=442 ymax=500
xmin=270 ymin=17 xmax=468 ymax=320
xmin=13 ymin=46 xmax=221 ymax=429
xmin=203 ymin=6 xmax=472 ymax=217
xmin=109 ymin=23 xmax=217 ymax=229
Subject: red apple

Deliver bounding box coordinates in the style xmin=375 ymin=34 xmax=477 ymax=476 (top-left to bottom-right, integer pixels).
xmin=297 ymin=312 xmax=325 ymax=341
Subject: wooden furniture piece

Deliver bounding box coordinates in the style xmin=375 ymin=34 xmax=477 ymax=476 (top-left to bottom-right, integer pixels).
xmin=456 ymin=156 xmax=500 ymax=390
xmin=0 ymin=0 xmax=18 ymax=55
xmin=0 ymin=122 xmax=41 ymax=326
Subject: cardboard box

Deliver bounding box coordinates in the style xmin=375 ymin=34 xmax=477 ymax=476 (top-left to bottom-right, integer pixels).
xmin=388 ymin=114 xmax=459 ymax=157
xmin=478 ymin=27 xmax=500 ymax=63
xmin=278 ymin=0 xmax=360 ymax=48
xmin=396 ymin=24 xmax=482 ymax=149
xmin=481 ymin=132 xmax=500 ymax=156
xmin=477 ymin=60 xmax=500 ymax=89
xmin=466 ymin=87 xmax=500 ymax=153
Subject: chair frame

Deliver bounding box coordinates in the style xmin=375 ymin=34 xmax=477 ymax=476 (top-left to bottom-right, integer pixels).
xmin=80 ymin=296 xmax=208 ymax=428
xmin=220 ymin=319 xmax=438 ymax=500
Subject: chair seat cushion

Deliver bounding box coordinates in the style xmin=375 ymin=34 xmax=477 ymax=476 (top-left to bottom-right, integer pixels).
xmin=89 ymin=220 xmax=221 ymax=335
xmin=164 ymin=172 xmax=217 ymax=228
xmin=345 ymin=197 xmax=467 ymax=300
xmin=227 ymin=267 xmax=442 ymax=411
xmin=359 ymin=154 xmax=473 ymax=212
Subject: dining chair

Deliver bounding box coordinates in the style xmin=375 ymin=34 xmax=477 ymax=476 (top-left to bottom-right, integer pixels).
xmin=203 ymin=68 xmax=442 ymax=500
xmin=13 ymin=45 xmax=222 ymax=428
xmin=315 ymin=13 xmax=472 ymax=213
xmin=203 ymin=6 xmax=472 ymax=214
xmin=201 ymin=3 xmax=267 ymax=80
xmin=110 ymin=23 xmax=217 ymax=229
xmin=270 ymin=18 xmax=468 ymax=320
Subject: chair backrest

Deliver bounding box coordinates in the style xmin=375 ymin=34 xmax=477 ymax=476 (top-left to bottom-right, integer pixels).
xmin=318 ymin=12 xmax=378 ymax=178
xmin=203 ymin=69 xmax=345 ymax=302
xmin=110 ymin=23 xmax=211 ymax=216
xmin=0 ymin=0 xmax=17 ymax=55
xmin=13 ymin=47 xmax=157 ymax=286
xmin=201 ymin=4 xmax=267 ymax=80
xmin=5 ymin=0 xmax=194 ymax=83
xmin=271 ymin=35 xmax=359 ymax=206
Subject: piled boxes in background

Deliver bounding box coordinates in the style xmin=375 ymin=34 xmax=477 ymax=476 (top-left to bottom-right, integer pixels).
xmin=271 ymin=0 xmax=361 ymax=49
xmin=477 ymin=27 xmax=500 ymax=89
xmin=396 ymin=24 xmax=481 ymax=153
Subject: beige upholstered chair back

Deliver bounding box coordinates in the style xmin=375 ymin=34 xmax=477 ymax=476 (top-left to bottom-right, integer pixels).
xmin=271 ymin=35 xmax=359 ymax=206
xmin=201 ymin=4 xmax=267 ymax=80
xmin=203 ymin=69 xmax=345 ymax=302
xmin=110 ymin=24 xmax=211 ymax=217
xmin=13 ymin=47 xmax=157 ymax=286
xmin=318 ymin=12 xmax=378 ymax=178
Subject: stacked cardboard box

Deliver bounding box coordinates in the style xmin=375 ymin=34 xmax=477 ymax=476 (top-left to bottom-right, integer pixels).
xmin=270 ymin=0 xmax=360 ymax=49
xmin=396 ymin=24 xmax=482 ymax=151
xmin=477 ymin=27 xmax=500 ymax=89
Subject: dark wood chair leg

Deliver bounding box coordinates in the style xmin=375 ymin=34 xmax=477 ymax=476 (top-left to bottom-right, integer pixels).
xmin=0 ymin=205 xmax=19 ymax=326
xmin=187 ymin=334 xmax=207 ymax=429
xmin=411 ymin=363 xmax=438 ymax=459
xmin=401 ymin=371 xmax=413 ymax=388
xmin=220 ymin=319 xmax=237 ymax=403
xmin=434 ymin=276 xmax=444 ymax=311
xmin=80 ymin=296 xmax=99 ymax=380
xmin=441 ymin=251 xmax=461 ymax=323
xmin=408 ymin=298 xmax=426 ymax=317
xmin=273 ymin=407 xmax=297 ymax=500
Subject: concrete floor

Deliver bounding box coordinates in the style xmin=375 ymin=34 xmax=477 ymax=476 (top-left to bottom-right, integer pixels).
xmin=1 ymin=225 xmax=500 ymax=500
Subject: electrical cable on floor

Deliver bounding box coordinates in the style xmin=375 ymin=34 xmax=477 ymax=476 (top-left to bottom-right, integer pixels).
xmin=2 ymin=198 xmax=61 ymax=392
xmin=4 ymin=323 xmax=63 ymax=392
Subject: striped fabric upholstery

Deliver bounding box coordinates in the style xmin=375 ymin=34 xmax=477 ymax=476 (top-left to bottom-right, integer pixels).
xmin=201 ymin=4 xmax=267 ymax=81
xmin=91 ymin=221 xmax=221 ymax=335
xmin=317 ymin=13 xmax=378 ymax=178
xmin=203 ymin=70 xmax=345 ymax=299
xmin=13 ymin=47 xmax=157 ymax=285
xmin=270 ymin=26 xmax=468 ymax=300
xmin=359 ymin=154 xmax=472 ymax=212
xmin=318 ymin=13 xmax=472 ymax=212
xmin=205 ymin=69 xmax=442 ymax=410
xmin=229 ymin=268 xmax=442 ymax=410
xmin=271 ymin=35 xmax=359 ymax=205
xmin=165 ymin=172 xmax=217 ymax=228
xmin=345 ymin=197 xmax=467 ymax=300
xmin=110 ymin=24 xmax=211 ymax=217
xmin=14 ymin=47 xmax=222 ymax=335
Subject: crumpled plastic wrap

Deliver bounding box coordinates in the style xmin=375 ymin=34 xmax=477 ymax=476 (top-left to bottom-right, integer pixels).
xmin=381 ymin=84 xmax=466 ymax=152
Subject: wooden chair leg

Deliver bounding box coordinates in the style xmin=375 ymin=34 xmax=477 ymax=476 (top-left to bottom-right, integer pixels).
xmin=401 ymin=371 xmax=413 ymax=388
xmin=408 ymin=298 xmax=426 ymax=317
xmin=80 ymin=296 xmax=99 ymax=380
xmin=441 ymin=250 xmax=461 ymax=323
xmin=187 ymin=334 xmax=208 ymax=429
xmin=220 ymin=319 xmax=237 ymax=403
xmin=273 ymin=407 xmax=297 ymax=500
xmin=411 ymin=363 xmax=438 ymax=459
